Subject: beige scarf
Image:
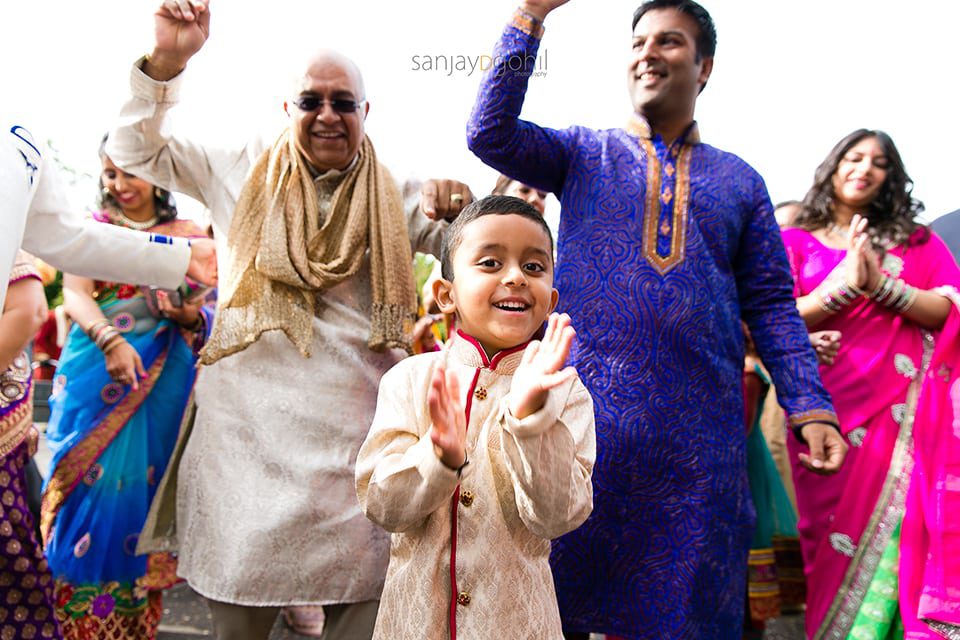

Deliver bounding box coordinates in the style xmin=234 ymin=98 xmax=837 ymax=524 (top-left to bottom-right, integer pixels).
xmin=200 ymin=132 xmax=416 ymax=364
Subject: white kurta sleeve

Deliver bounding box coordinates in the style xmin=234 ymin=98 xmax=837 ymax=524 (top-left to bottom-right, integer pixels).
xmin=356 ymin=359 xmax=461 ymax=533
xmin=1 ymin=124 xmax=189 ymax=310
xmin=497 ymin=378 xmax=596 ymax=540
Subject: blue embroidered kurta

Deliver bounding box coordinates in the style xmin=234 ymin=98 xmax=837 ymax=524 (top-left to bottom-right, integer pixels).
xmin=467 ymin=15 xmax=838 ymax=640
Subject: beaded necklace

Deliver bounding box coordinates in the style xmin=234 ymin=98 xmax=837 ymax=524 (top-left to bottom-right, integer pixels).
xmin=828 ymin=223 xmax=852 ymax=240
xmin=111 ymin=210 xmax=158 ymax=230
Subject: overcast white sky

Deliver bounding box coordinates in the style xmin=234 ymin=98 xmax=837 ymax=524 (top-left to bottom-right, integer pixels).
xmin=4 ymin=0 xmax=959 ymax=227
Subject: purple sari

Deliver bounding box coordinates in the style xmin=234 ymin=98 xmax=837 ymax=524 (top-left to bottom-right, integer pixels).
xmin=782 ymin=227 xmax=960 ymax=639
xmin=0 ymin=257 xmax=62 ymax=639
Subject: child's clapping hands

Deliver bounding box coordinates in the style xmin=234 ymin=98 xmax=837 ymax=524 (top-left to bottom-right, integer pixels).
xmin=509 ymin=313 xmax=578 ymax=420
xmin=428 ymin=362 xmax=467 ymax=470
xmin=427 ymin=313 xmax=579 ymax=470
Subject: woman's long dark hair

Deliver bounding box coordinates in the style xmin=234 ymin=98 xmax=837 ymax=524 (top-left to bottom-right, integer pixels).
xmin=97 ymin=134 xmax=178 ymax=222
xmin=491 ymin=174 xmax=516 ymax=196
xmin=793 ymin=129 xmax=927 ymax=248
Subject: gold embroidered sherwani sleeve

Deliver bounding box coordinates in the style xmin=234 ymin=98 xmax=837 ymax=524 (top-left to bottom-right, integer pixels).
xmin=356 ymin=359 xmax=460 ymax=533
xmin=497 ymin=378 xmax=596 ymax=539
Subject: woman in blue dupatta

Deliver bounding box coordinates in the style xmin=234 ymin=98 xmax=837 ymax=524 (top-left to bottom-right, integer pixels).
xmin=40 ymin=144 xmax=212 ymax=640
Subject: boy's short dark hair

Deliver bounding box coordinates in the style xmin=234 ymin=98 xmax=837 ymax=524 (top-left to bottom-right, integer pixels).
xmin=440 ymin=195 xmax=554 ymax=281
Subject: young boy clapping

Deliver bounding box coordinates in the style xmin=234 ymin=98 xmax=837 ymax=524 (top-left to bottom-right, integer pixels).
xmin=355 ymin=195 xmax=596 ymax=639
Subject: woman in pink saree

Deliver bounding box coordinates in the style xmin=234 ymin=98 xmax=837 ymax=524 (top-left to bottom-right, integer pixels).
xmin=782 ymin=129 xmax=960 ymax=639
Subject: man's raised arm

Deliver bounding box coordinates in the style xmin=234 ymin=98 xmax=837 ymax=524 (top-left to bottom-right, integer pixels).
xmin=466 ymin=2 xmax=576 ymax=196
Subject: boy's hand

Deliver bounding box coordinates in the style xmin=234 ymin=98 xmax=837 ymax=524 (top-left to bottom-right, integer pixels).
xmin=509 ymin=313 xmax=578 ymax=420
xmin=428 ymin=362 xmax=467 ymax=469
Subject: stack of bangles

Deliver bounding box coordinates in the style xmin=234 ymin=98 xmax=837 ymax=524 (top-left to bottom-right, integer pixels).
xmin=817 ymin=280 xmax=864 ymax=313
xmin=870 ymin=274 xmax=919 ymax=312
xmin=85 ymin=319 xmax=125 ymax=354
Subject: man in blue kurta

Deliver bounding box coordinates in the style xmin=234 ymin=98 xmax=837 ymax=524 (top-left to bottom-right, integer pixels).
xmin=466 ymin=1 xmax=849 ymax=638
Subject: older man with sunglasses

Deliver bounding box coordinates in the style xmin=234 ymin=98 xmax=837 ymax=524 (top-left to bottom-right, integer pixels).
xmin=105 ymin=1 xmax=471 ymax=638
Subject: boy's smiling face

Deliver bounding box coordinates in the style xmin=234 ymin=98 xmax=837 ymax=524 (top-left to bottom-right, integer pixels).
xmin=435 ymin=213 xmax=558 ymax=357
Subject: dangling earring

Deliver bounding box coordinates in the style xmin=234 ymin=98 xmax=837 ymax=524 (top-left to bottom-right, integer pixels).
xmin=154 ymin=187 xmax=164 ymax=200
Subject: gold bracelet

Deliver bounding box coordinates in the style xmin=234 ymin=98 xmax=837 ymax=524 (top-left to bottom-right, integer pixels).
xmin=101 ymin=335 xmax=126 ymax=355
xmin=85 ymin=318 xmax=111 ymax=338
xmin=512 ymin=7 xmax=546 ymax=38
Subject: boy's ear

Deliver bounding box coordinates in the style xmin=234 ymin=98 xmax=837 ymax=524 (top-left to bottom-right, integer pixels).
xmin=433 ymin=277 xmax=457 ymax=315
xmin=548 ymin=287 xmax=559 ymax=314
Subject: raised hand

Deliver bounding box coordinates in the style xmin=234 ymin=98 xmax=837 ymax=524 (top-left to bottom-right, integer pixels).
xmin=509 ymin=313 xmax=578 ymax=420
xmin=420 ymin=179 xmax=475 ymax=221
xmin=851 ymin=216 xmax=883 ymax=292
xmin=520 ymin=0 xmax=572 ymax=20
xmin=428 ymin=362 xmax=467 ymax=469
xmin=186 ymin=238 xmax=218 ymax=286
xmin=147 ymin=0 xmax=211 ymax=80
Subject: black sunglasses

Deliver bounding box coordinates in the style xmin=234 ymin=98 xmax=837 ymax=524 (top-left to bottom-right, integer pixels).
xmin=291 ymin=95 xmax=364 ymax=114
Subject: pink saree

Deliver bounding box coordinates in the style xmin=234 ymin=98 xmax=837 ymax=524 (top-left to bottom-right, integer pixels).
xmin=782 ymin=227 xmax=960 ymax=639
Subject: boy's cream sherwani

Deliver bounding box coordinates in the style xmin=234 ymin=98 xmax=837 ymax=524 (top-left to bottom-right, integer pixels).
xmin=357 ymin=332 xmax=596 ymax=640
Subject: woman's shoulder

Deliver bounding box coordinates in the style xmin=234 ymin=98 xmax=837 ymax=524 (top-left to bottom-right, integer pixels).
xmin=780 ymin=225 xmax=818 ymax=247
xmin=906 ymin=224 xmax=935 ymax=244
xmin=901 ymin=224 xmax=953 ymax=258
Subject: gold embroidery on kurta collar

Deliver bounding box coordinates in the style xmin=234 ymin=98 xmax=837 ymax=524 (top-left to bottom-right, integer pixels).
xmin=626 ymin=115 xmax=699 ymax=275
xmin=639 ymin=138 xmax=693 ymax=275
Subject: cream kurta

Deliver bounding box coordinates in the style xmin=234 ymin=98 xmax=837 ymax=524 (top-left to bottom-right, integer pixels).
xmin=356 ymin=334 xmax=596 ymax=640
xmin=108 ymin=63 xmax=446 ymax=605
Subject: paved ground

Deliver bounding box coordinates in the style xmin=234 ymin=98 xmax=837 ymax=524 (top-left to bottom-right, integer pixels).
xmin=157 ymin=583 xmax=313 ymax=639
xmin=764 ymin=615 xmax=806 ymax=640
